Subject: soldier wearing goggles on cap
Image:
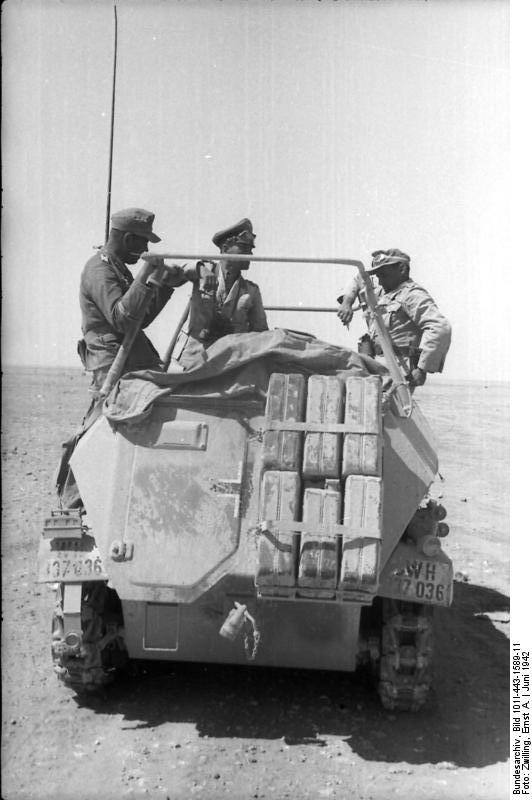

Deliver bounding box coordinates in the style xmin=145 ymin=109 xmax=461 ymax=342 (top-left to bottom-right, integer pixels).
xmin=182 ymin=218 xmax=268 ymax=349
xmin=337 ymin=248 xmax=451 ymax=387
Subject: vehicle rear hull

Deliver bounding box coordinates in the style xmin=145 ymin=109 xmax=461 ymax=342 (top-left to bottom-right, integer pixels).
xmin=122 ymin=591 xmax=361 ymax=671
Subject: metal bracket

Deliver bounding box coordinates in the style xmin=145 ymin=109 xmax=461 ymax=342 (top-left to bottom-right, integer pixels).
xmin=43 ymin=508 xmax=85 ymax=540
xmin=63 ymin=583 xmax=83 ymax=645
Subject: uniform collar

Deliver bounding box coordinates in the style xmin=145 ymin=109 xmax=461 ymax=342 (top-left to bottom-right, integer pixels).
xmin=217 ymin=269 xmax=244 ymax=304
xmin=100 ymin=248 xmax=124 ymax=266
xmin=380 ymin=277 xmax=412 ymax=299
xmin=100 ymin=249 xmax=133 ymax=281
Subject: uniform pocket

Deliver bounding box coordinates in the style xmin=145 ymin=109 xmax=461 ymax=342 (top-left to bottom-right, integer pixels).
xmin=76 ymin=339 xmax=88 ymax=367
xmin=95 ymin=332 xmax=121 ymax=352
xmin=379 ymin=299 xmax=402 ymax=327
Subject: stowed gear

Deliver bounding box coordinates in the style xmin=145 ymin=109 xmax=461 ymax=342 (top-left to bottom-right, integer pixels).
xmin=378 ymin=598 xmax=434 ymax=712
xmin=51 ymin=582 xmax=128 ymax=692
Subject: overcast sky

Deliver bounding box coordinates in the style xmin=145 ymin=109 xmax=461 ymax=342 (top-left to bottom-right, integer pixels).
xmin=2 ymin=0 xmax=511 ymax=381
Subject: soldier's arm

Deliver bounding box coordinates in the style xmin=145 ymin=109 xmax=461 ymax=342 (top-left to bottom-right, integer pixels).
xmin=401 ymin=287 xmax=452 ymax=372
xmin=337 ymin=273 xmax=365 ymax=325
xmin=143 ymin=262 xmax=218 ymax=327
xmin=141 ymin=283 xmax=175 ymax=327
xmin=179 ymin=261 xmax=218 ymax=291
xmin=248 ymin=285 xmax=269 ymax=332
xmin=85 ymin=261 xmax=172 ymax=334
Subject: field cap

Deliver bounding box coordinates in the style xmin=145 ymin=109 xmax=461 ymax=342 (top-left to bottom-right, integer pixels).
xmin=110 ymin=208 xmax=161 ymax=243
xmin=367 ymin=248 xmax=410 ymax=274
xmin=212 ymin=218 xmax=256 ymax=252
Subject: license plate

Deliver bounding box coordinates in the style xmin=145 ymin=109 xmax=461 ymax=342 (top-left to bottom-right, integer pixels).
xmin=380 ymin=555 xmax=453 ymax=606
xmin=37 ymin=537 xmax=107 ymax=582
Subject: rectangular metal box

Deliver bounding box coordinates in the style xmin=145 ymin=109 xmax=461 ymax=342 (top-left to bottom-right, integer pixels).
xmin=340 ymin=474 xmax=382 ymax=593
xmin=298 ymin=486 xmax=341 ymax=598
xmin=302 ymin=375 xmax=344 ymax=479
xmin=256 ymin=470 xmax=301 ymax=593
xmin=262 ymin=373 xmax=306 ymax=471
xmin=342 ymin=375 xmax=382 ymax=477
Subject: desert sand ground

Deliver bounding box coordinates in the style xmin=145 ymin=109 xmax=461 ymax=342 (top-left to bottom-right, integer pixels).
xmin=1 ymin=366 xmax=509 ymax=800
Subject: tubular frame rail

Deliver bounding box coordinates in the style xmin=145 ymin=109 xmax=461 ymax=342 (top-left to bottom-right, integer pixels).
xmin=139 ymin=252 xmax=413 ymax=416
xmin=263 ymin=304 xmax=362 ymax=313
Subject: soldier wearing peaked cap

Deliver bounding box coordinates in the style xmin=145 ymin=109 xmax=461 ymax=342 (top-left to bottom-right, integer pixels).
xmin=211 ymin=218 xmax=257 ymax=252
xmin=337 ymin=248 xmax=451 ymax=387
xmin=180 ymin=218 xmax=268 ymax=351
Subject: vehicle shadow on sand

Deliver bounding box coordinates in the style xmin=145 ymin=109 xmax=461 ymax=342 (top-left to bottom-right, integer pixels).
xmin=77 ymin=582 xmax=509 ymax=769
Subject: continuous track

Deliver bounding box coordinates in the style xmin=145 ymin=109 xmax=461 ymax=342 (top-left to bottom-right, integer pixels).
xmin=378 ymin=598 xmax=434 ymax=712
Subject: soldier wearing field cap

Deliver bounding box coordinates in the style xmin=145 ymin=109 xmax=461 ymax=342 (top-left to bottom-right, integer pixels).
xmin=183 ymin=218 xmax=268 ymax=348
xmin=57 ymin=207 xmax=210 ymax=508
xmin=337 ymin=248 xmax=451 ymax=387
xmin=79 ymin=207 xmax=210 ymax=391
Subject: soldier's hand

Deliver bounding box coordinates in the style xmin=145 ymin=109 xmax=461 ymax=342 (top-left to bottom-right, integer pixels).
xmin=408 ymin=367 xmax=427 ymax=387
xmin=196 ymin=261 xmax=218 ymax=292
xmin=200 ymin=272 xmax=218 ymax=292
xmin=137 ymin=257 xmax=163 ymax=285
xmin=337 ymin=301 xmax=354 ymax=326
xmin=164 ymin=264 xmax=189 ymax=287
xmin=357 ymin=333 xmax=375 ymax=357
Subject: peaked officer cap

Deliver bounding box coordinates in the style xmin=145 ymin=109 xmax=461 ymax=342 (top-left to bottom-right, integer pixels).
xmin=110 ymin=208 xmax=161 ymax=243
xmin=367 ymin=248 xmax=410 ymax=274
xmin=212 ymin=218 xmax=255 ymax=251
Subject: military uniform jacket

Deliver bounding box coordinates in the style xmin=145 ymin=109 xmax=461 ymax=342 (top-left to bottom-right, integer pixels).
xmin=187 ymin=264 xmax=268 ymax=343
xmin=79 ymin=250 xmax=175 ymax=371
xmin=342 ymin=276 xmax=451 ymax=372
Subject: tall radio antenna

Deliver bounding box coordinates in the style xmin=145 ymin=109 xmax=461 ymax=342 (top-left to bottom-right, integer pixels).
xmin=104 ymin=5 xmax=118 ymax=242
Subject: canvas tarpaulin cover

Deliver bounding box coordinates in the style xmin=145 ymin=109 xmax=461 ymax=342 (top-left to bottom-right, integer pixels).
xmin=102 ymin=329 xmax=390 ymax=425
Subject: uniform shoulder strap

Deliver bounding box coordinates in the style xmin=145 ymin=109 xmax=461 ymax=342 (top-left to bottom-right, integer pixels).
xmin=100 ymin=251 xmax=133 ymax=287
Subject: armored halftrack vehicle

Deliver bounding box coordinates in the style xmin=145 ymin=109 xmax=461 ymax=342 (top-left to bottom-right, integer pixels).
xmin=38 ymin=255 xmax=452 ymax=712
